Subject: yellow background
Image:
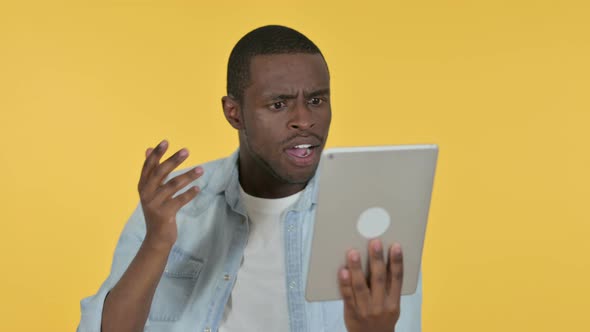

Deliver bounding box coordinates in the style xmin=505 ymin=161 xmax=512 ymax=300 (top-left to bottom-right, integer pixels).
xmin=1 ymin=1 xmax=588 ymax=331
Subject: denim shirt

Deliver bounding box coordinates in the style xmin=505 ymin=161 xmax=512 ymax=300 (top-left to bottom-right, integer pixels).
xmin=77 ymin=151 xmax=422 ymax=332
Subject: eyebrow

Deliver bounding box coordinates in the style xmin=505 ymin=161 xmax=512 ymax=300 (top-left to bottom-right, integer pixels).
xmin=265 ymin=88 xmax=330 ymax=101
xmin=304 ymin=88 xmax=330 ymax=99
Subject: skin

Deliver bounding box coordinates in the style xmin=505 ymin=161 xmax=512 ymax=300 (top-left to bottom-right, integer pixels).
xmin=100 ymin=53 xmax=404 ymax=332
xmin=222 ymin=53 xmax=332 ymax=198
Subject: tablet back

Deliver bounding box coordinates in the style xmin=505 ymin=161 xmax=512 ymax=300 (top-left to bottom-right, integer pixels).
xmin=305 ymin=144 xmax=438 ymax=301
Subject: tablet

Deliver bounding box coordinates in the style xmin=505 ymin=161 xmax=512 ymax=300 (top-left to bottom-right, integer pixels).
xmin=305 ymin=144 xmax=438 ymax=301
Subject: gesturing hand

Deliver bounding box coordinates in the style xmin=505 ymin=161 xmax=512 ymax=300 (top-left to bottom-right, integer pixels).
xmin=338 ymin=239 xmax=404 ymax=332
xmin=138 ymin=140 xmax=203 ymax=250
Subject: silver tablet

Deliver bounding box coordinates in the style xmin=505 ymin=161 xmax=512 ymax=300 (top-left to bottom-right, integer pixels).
xmin=305 ymin=144 xmax=438 ymax=301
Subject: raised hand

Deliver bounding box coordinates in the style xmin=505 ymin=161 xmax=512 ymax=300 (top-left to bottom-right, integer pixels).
xmin=137 ymin=140 xmax=203 ymax=250
xmin=338 ymin=239 xmax=403 ymax=332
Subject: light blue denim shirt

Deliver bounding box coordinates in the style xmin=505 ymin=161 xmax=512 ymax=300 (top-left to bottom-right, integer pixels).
xmin=78 ymin=151 xmax=422 ymax=332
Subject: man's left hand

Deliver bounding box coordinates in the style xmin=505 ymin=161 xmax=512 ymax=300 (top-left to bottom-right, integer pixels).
xmin=338 ymin=239 xmax=403 ymax=332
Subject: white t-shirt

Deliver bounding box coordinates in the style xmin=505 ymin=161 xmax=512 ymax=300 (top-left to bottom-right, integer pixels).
xmin=218 ymin=186 xmax=302 ymax=332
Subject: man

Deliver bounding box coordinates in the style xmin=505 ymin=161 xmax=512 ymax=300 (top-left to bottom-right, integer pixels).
xmin=78 ymin=25 xmax=422 ymax=332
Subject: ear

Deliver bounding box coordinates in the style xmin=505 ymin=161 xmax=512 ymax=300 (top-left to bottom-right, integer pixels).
xmin=221 ymin=95 xmax=243 ymax=130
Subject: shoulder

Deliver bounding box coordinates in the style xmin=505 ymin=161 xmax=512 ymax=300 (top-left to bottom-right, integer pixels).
xmin=166 ymin=153 xmax=235 ymax=196
xmin=164 ymin=152 xmax=239 ymax=219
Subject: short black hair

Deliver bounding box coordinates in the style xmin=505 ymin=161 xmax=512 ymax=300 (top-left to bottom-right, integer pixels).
xmin=227 ymin=25 xmax=325 ymax=103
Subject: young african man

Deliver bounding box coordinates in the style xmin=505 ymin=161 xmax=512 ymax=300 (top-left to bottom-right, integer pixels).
xmin=78 ymin=25 xmax=422 ymax=332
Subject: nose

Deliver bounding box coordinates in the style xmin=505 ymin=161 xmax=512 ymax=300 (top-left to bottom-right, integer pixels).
xmin=288 ymin=100 xmax=315 ymax=131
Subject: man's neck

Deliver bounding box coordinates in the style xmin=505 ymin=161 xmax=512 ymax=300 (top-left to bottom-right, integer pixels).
xmin=238 ymin=156 xmax=307 ymax=199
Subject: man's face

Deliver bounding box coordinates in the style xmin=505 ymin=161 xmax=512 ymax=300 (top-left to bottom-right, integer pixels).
xmin=238 ymin=53 xmax=331 ymax=184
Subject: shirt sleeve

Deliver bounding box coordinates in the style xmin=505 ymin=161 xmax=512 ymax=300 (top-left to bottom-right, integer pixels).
xmin=77 ymin=204 xmax=147 ymax=332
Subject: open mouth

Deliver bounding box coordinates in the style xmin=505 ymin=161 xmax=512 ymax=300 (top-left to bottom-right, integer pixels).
xmin=286 ymin=144 xmax=316 ymax=158
xmin=285 ymin=144 xmax=320 ymax=166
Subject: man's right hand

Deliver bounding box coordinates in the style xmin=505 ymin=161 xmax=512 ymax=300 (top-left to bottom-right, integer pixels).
xmin=138 ymin=139 xmax=203 ymax=250
xmin=101 ymin=140 xmax=203 ymax=332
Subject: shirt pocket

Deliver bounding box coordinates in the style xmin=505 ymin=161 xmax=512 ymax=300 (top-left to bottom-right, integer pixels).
xmin=148 ymin=247 xmax=205 ymax=322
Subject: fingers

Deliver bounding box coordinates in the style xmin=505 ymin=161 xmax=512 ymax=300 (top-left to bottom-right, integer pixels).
xmin=139 ymin=140 xmax=168 ymax=192
xmin=139 ymin=142 xmax=192 ymax=202
xmin=166 ymin=184 xmax=201 ymax=211
xmin=386 ymin=243 xmax=404 ymax=311
xmin=139 ymin=140 xmax=204 ymax=209
xmin=368 ymin=239 xmax=387 ymax=311
xmin=338 ymin=268 xmax=356 ymax=311
xmin=347 ymin=249 xmax=370 ymax=317
xmin=144 ymin=148 xmax=189 ymax=196
xmin=155 ymin=166 xmax=204 ymax=203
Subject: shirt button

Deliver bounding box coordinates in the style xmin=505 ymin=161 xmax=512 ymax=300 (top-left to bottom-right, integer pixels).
xmin=287 ymin=224 xmax=295 ymax=232
xmin=289 ymin=281 xmax=297 ymax=289
xmin=224 ymin=274 xmax=231 ymax=281
xmin=204 ymin=328 xmax=211 ymax=332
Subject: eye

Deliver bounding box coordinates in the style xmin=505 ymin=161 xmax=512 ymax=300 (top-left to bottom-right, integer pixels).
xmin=309 ymin=97 xmax=323 ymax=105
xmin=270 ymin=101 xmax=287 ymax=111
